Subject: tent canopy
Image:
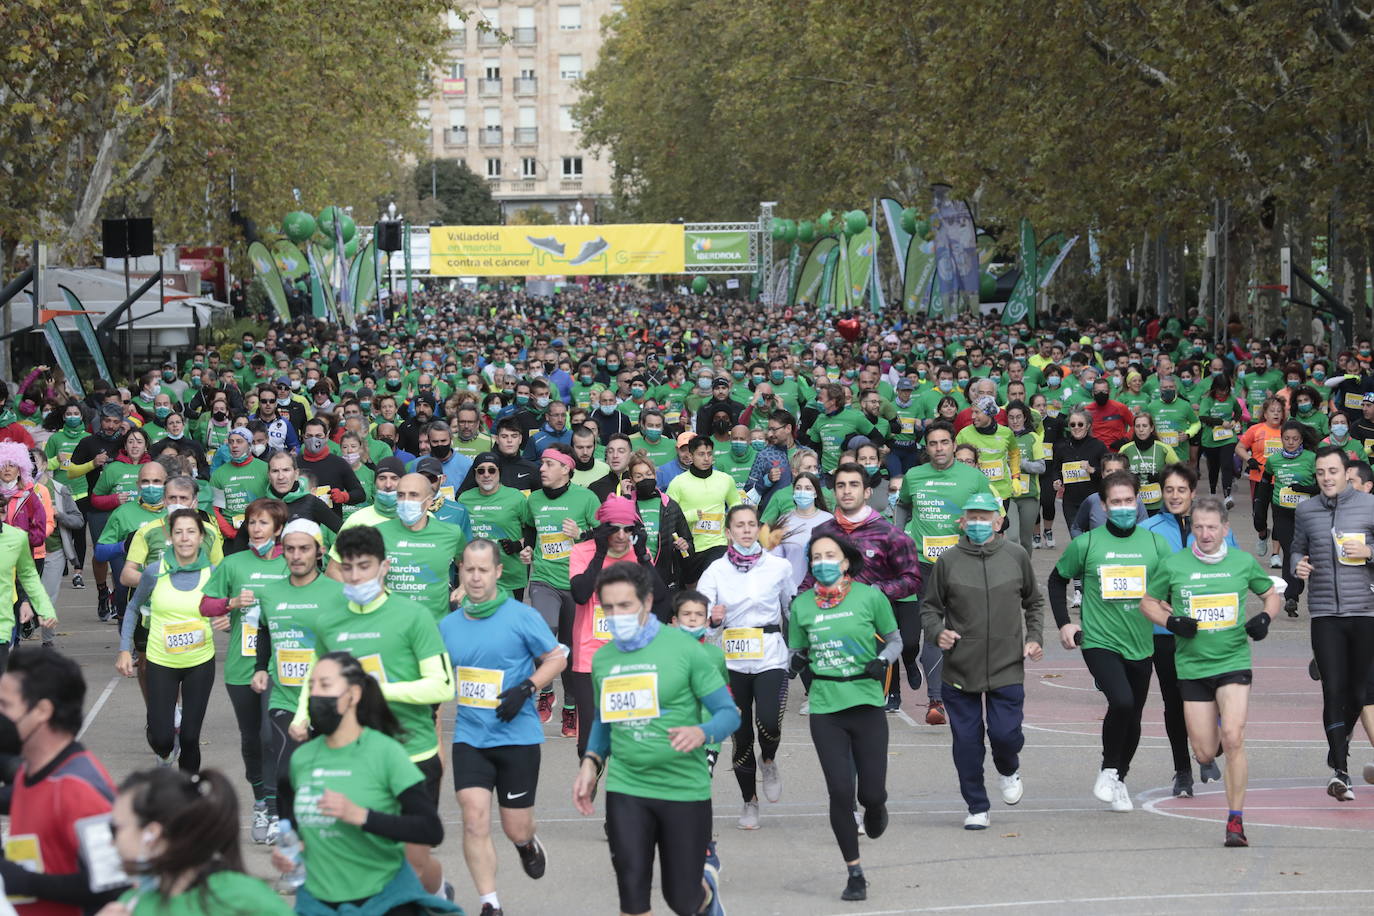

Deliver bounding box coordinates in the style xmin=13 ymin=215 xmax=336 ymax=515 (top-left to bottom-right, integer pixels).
xmin=35 ymin=268 xmax=225 ymax=332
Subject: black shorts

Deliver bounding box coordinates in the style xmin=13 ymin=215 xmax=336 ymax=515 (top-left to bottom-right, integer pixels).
xmin=452 ymin=742 xmax=540 ymax=808
xmin=416 ymin=753 xmax=444 ymax=807
xmin=1179 ymin=669 xmax=1253 ymax=702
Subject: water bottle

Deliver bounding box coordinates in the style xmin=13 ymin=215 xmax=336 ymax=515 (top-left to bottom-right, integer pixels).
xmin=276 ymin=820 xmax=307 ymax=891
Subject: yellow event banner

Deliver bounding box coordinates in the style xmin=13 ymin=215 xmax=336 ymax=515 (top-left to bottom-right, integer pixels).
xmin=429 ymin=224 xmax=685 ymax=276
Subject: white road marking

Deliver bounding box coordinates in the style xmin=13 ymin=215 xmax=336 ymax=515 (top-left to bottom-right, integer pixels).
xmin=77 ymin=675 xmax=121 ymax=741
xmin=821 ymin=888 xmax=1374 ymax=915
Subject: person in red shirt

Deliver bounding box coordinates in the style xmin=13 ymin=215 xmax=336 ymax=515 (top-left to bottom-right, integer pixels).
xmin=1084 ymin=378 xmax=1134 ymax=451
xmin=953 ymin=378 xmax=1006 ymax=433
xmin=0 ymin=648 xmax=125 ymax=914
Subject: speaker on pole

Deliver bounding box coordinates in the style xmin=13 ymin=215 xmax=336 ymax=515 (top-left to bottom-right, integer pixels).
xmin=377 ymin=221 xmax=403 ymax=252
xmin=127 ymin=218 xmax=154 ymax=257
xmin=101 ymin=218 xmax=156 ymax=258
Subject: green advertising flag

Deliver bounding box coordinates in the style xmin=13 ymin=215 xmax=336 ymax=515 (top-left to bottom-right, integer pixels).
xmin=684 ymin=230 xmax=752 ymax=268
xmin=58 ymin=286 xmax=113 ymax=384
xmin=818 ymin=245 xmax=841 ymax=310
xmin=845 ymin=227 xmax=877 ymax=309
xmin=1004 ymin=218 xmax=1038 ymax=327
xmin=41 ymin=322 xmax=84 ymax=398
xmin=793 ymin=238 xmax=837 ymax=305
xmin=272 ymin=240 xmax=310 ymax=280
xmin=902 ymin=237 xmax=936 ymax=313
xmin=879 ymin=199 xmax=913 ymax=283
xmin=351 ymin=240 xmax=381 ymax=326
xmin=248 ymin=241 xmax=290 ymax=321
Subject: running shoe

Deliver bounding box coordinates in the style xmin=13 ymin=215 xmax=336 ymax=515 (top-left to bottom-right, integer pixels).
xmin=1033 ymin=534 xmax=1042 ymax=549
xmin=963 ymin=811 xmax=989 ymax=830
xmin=1093 ymin=768 xmax=1120 ymax=802
xmin=536 ymin=690 xmax=555 ymax=724
xmin=841 ymin=872 xmax=868 ymax=901
xmin=1044 ymin=531 xmax=1055 ymax=549
xmin=1284 ymin=598 xmax=1299 ymax=618
xmin=925 ymin=700 xmax=947 ymax=726
xmin=907 ymin=663 xmax=922 ymax=691
xmin=999 ymin=772 xmax=1023 ymax=806
xmin=266 ymin=816 xmax=280 ymax=846
xmin=97 ymin=591 xmax=112 ymax=621
xmin=1328 ymin=771 xmax=1355 ymax=802
xmin=1363 ymin=762 xmax=1374 ymax=786
xmin=1198 ymin=759 xmax=1221 ymax=783
xmin=1269 ymin=553 xmax=1281 ymax=569
xmin=862 ymin=804 xmax=888 ymax=839
xmin=738 ymin=800 xmax=760 ymax=830
xmin=251 ymin=801 xmax=270 ymax=844
xmin=1110 ymin=779 xmax=1134 ymax=812
xmin=1224 ymin=493 xmax=1235 ymax=510
xmin=760 ymin=760 xmax=781 ymax=803
xmin=441 ymin=881 xmax=457 ymax=902
xmin=884 ymin=692 xmax=901 ymax=713
xmin=560 ymin=706 xmax=577 ymax=739
xmin=1172 ymin=770 xmax=1194 ymax=798
xmin=516 ymin=835 xmax=547 ymax=879
xmin=525 ymin=236 xmax=565 ymax=257
xmin=854 ymin=810 xmax=865 ymax=836
xmin=1255 ymin=532 xmax=1269 ymax=555
xmin=71 ymin=573 xmax=85 ymax=589
xmin=1224 ymin=814 xmax=1247 ymax=847
xmin=702 ymin=855 xmax=726 ymax=915
xmin=569 ymin=237 xmax=609 ymax=266
xmin=478 ymin=905 xmax=503 ymax=916
xmin=1308 ymin=658 xmax=1320 ymax=681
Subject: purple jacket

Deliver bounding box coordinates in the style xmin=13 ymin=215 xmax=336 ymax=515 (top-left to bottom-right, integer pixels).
xmin=799 ymin=511 xmax=922 ymax=601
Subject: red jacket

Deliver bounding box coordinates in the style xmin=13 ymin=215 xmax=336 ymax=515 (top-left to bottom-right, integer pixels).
xmin=1084 ymin=399 xmax=1135 ymax=450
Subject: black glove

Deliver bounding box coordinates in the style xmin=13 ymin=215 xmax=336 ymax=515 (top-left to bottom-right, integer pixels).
xmin=1245 ymin=457 xmax=1259 ymax=472
xmin=864 ymin=658 xmax=888 ymax=682
xmin=1165 ymin=615 xmax=1199 ymax=638
xmin=499 ymin=538 xmax=523 ymax=556
xmin=494 ymin=678 xmax=536 ymax=722
xmin=1073 ymin=629 xmax=1083 ymax=646
xmin=788 ymin=649 xmax=809 ymax=679
xmin=1245 ymin=611 xmax=1271 ymax=641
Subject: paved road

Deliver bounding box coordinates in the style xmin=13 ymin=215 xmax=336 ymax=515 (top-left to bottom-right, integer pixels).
xmin=57 ymin=491 xmax=1374 ymax=914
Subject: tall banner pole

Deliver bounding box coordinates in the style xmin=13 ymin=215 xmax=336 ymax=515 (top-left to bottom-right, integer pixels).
xmin=403 ymin=222 xmax=414 ymax=315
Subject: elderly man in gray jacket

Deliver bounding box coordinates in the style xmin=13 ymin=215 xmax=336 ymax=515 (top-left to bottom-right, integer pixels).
xmin=1292 ymin=445 xmax=1374 ymax=801
xmin=921 ymin=492 xmax=1045 ymax=830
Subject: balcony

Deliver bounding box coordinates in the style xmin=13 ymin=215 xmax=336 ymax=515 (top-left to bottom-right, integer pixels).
xmin=446 ymin=28 xmax=465 ymax=46
xmin=477 ymin=78 xmax=501 ymax=97
xmin=479 ymin=127 xmax=504 ymax=147
xmin=513 ymin=127 xmax=538 ymax=145
xmin=513 ymin=76 xmax=537 ymax=96
xmin=477 ymin=29 xmax=501 ymax=47
xmin=445 ymin=127 xmax=468 ymax=146
xmin=486 ymin=178 xmax=501 ymax=191
xmin=441 ymin=77 xmax=466 ymax=97
xmin=560 ymin=179 xmax=583 ymax=192
xmin=510 ymin=180 xmax=537 ymax=192
xmin=512 ymin=27 xmax=536 ymax=44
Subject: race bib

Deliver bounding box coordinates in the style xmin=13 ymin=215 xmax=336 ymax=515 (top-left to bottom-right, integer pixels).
xmin=4 ymin=834 xmax=41 ymax=904
xmin=313 ymin=485 xmax=331 ymax=500
xmin=276 ymin=649 xmax=313 ymax=687
xmin=1062 ymin=461 xmax=1089 ymax=484
xmin=1211 ymin=425 xmax=1235 ymax=442
xmin=1099 ymin=565 xmax=1146 ymax=600
xmin=163 ymin=621 xmax=206 ymax=654
xmin=1159 ymin=430 xmax=1181 ymax=447
xmin=978 ymin=458 xmax=1005 ymax=481
xmin=1012 ymin=476 xmax=1030 ymax=497
xmin=1264 ymin=438 xmax=1283 ymax=457
xmin=1278 ymin=487 xmax=1303 ymax=508
xmin=1042 ymin=442 xmax=1054 ymax=459
xmin=358 ymin=653 xmax=387 ymax=683
xmin=693 ymin=510 xmax=723 ymax=535
xmin=600 ymin=672 xmax=661 ymax=722
xmin=241 ymin=624 xmax=259 ymax=657
xmin=898 ymin=416 xmax=916 ymax=436
xmin=1188 ymin=593 xmax=1239 ymax=631
xmin=922 ymin=534 xmax=959 ymax=561
xmin=439 ymin=486 xmax=456 ymax=503
xmin=1139 ymin=481 xmax=1162 ymax=504
xmin=1344 ymin=392 xmax=1365 ymax=410
xmin=1333 ymin=531 xmax=1367 ymax=567
xmin=590 ymin=602 xmax=612 ymax=640
xmin=457 ymin=667 xmax=504 ymax=709
xmin=538 ymin=531 xmax=572 ymax=561
xmin=723 ymin=627 xmax=765 ymax=660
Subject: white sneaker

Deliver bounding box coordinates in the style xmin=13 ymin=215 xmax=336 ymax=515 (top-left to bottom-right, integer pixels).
xmin=1269 ymin=553 xmax=1281 ymax=569
xmin=251 ymin=802 xmax=270 ymax=844
xmin=999 ymin=772 xmax=1023 ymax=806
xmin=738 ymin=800 xmax=760 ymax=830
xmin=1044 ymin=532 xmax=1056 ymax=549
xmin=265 ymin=815 xmax=280 ymax=846
xmin=1070 ymin=590 xmax=1082 ymax=608
xmin=799 ymin=699 xmax=810 ymax=716
xmin=1110 ymin=779 xmax=1134 ymax=812
xmin=1224 ymin=494 xmax=1235 ymax=510
xmin=760 ymin=760 xmax=781 ymax=803
xmin=963 ymin=811 xmax=989 ymax=830
xmin=1093 ymin=768 xmax=1119 ymax=803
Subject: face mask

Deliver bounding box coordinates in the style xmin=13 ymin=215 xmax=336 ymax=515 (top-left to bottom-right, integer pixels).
xmin=360 ymin=400 xmax=373 ymax=411
xmin=0 ymin=712 xmax=25 ymax=756
xmin=938 ymin=379 xmax=953 ymax=393
xmin=1313 ymin=370 xmax=1326 ymax=382
xmin=794 ymin=490 xmax=816 ymax=510
xmin=1046 ymin=408 xmax=1060 ymax=418
xmin=862 ymin=463 xmax=879 ymax=477
xmin=733 ymin=539 xmax=762 ymax=556
xmin=343 ymin=576 xmax=383 ymax=605
xmin=771 ymin=370 xmax=785 ymax=384
xmin=154 ymin=406 xmax=171 ymax=420
xmin=430 ymin=443 xmax=453 ymax=461
xmin=711 ymin=418 xmax=730 ymax=436
xmin=1047 ymin=376 xmax=1061 ymax=388
xmin=698 ymin=378 xmax=712 ymax=390
xmin=965 ymin=520 xmax=995 ymax=544
xmin=1108 ymin=506 xmax=1137 ymax=529
xmin=515 ymin=395 xmax=530 ymax=407
xmin=1092 ymin=391 xmax=1109 ymax=406
xmin=580 ymin=374 xmax=593 ymax=385
xmin=536 ymin=396 xmax=551 ymax=409
xmin=308 ymin=694 xmax=346 ymax=736
xmin=811 ymin=560 xmax=844 ymax=586
xmin=730 ymin=441 xmax=748 ymax=457
xmin=64 ymin=415 xmax=83 ymax=430
xmin=1181 ymin=378 xmax=1196 ymax=389
xmin=605 ymin=612 xmax=644 ymax=642
xmin=251 ymin=443 xmax=267 ymax=456
xmin=633 ymin=478 xmax=658 ymax=500
xmin=1332 ymin=424 xmax=1349 ymax=438
xmin=343 ymin=451 xmax=361 ymax=466
xmin=1297 ymin=402 xmax=1313 ymax=414
xmin=598 ymin=404 xmax=616 ymax=416
xmin=374 ymin=489 xmax=398 ymax=511
xmin=887 ymin=491 xmax=899 ymax=508
xmin=606 ymin=364 xmax=620 ymax=374
xmin=140 ymin=484 xmax=164 ymax=505
xmin=386 ymin=379 xmax=401 ymax=390
xmin=750 ymin=439 xmax=766 ymax=452
xmin=678 ymin=624 xmax=707 ymax=639
xmin=643 ymin=427 xmax=662 ymax=442
xmin=487 ymin=405 xmax=502 ymax=418
xmin=303 ymin=435 xmax=326 ymax=452
xmin=396 ymin=499 xmax=425 ymax=526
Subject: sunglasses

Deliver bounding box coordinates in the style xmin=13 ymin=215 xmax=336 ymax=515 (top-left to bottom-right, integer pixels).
xmin=1068 ymin=422 xmax=1088 ymax=428
xmin=605 ymin=524 xmax=635 ymax=533
xmin=475 ymin=466 xmax=499 ymax=475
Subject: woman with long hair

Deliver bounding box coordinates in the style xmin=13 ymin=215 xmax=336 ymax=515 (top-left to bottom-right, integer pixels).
xmin=1264 ymin=420 xmax=1319 ymax=617
xmin=764 ymin=471 xmax=833 ymax=586
xmin=1196 ymin=372 xmax=1246 ymax=505
xmin=1236 ymin=396 xmax=1287 ymax=564
xmin=1117 ymin=412 xmax=1179 ymax=516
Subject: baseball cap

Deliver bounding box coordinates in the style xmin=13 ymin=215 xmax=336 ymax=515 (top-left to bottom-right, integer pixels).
xmin=963 ymin=493 xmax=1002 ymax=513
xmin=414 ymin=456 xmax=444 ymax=479
xmin=896 ymin=378 xmax=915 ymax=391
xmin=713 ymin=376 xmax=730 ymax=388
xmin=676 ymin=431 xmax=695 ymax=448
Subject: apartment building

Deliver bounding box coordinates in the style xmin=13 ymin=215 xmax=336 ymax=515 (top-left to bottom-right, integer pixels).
xmin=421 ymin=2 xmax=621 ymax=222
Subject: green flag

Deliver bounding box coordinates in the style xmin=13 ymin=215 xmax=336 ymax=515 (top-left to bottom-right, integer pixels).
xmin=793 ymin=238 xmax=837 ymax=305
xmin=41 ymin=323 xmax=84 ymax=398
xmin=845 ymin=228 xmax=876 ymax=310
xmin=1004 ymin=218 xmax=1038 ymax=327
xmin=248 ymin=241 xmax=290 ymax=321
xmin=58 ymin=286 xmax=113 ymax=383
xmin=903 ymin=237 xmax=936 ymax=314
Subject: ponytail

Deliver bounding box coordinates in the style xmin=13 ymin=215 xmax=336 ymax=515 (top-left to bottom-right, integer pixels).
xmin=120 ymin=767 xmax=245 ymax=905
xmin=318 ymin=651 xmax=405 ymax=739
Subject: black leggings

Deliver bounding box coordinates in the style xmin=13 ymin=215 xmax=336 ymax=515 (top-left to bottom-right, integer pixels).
xmin=1311 ymin=616 xmax=1374 ymax=772
xmin=1200 ymin=442 xmax=1236 ymax=494
xmin=1151 ymin=634 xmax=1191 ymax=773
xmin=727 ymin=668 xmax=788 ymax=802
xmin=265 ymin=708 xmax=302 ymax=818
xmin=67 ymin=522 xmax=87 ymax=571
xmin=1040 ymin=478 xmax=1056 ymax=523
xmin=145 ymin=658 xmax=215 ymax=773
xmin=1251 ymin=480 xmax=1272 ymax=537
xmin=809 ymin=704 xmax=888 ymax=863
xmin=605 ymin=792 xmax=710 ymax=916
xmin=224 ymin=682 xmax=267 ymax=803
xmin=1272 ymin=505 xmax=1303 ymax=600
xmin=1082 ymin=648 xmax=1152 ymax=780
xmin=569 ymin=670 xmax=595 ymax=757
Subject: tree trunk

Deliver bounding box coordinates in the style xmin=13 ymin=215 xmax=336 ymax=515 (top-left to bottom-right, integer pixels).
xmin=1134 ymin=231 xmax=1151 ymax=316
xmin=0 ymin=240 xmax=13 ymax=384
xmin=1106 ymin=265 xmax=1122 ymax=320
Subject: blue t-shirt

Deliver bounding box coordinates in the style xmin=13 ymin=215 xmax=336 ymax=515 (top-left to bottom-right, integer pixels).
xmin=440 ymin=597 xmax=558 ymax=747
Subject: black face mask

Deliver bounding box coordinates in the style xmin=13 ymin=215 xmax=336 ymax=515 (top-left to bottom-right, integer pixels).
xmin=1161 ymin=390 xmax=1177 ymax=403
xmin=430 ymin=444 xmax=452 ymax=461
xmin=635 ymin=478 xmax=658 ymax=500
xmin=711 ymin=418 xmax=730 ymax=436
xmin=0 ymin=712 xmax=21 ymax=756
xmin=1093 ymin=392 xmax=1109 ymax=406
xmin=380 ymin=438 xmax=397 ymax=450
xmin=212 ymin=411 xmax=228 ymax=422
xmin=308 ymin=694 xmax=345 ymax=736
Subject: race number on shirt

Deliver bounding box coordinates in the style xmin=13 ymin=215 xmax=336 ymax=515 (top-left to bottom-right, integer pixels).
xmin=164 ymin=621 xmax=206 ymax=654
xmin=276 ymin=649 xmax=313 ymax=687
xmin=1062 ymin=461 xmax=1089 ymax=484
xmin=722 ymin=627 xmax=765 ymax=660
xmin=1139 ymin=481 xmax=1162 ymax=503
xmin=600 ymin=672 xmax=661 ymax=722
xmin=538 ymin=532 xmax=572 ymax=561
xmin=922 ymin=534 xmax=959 ymax=562
xmin=592 ymin=602 xmax=611 ymax=640
xmin=457 ymin=667 xmax=504 ymax=709
xmin=978 ymin=458 xmax=1005 ymax=481
xmin=1188 ymin=593 xmax=1239 ymax=630
xmin=1278 ymin=487 xmax=1303 ymax=508
xmin=693 ymin=510 xmax=723 ymax=535
xmin=1099 ymin=565 xmax=1146 ymax=600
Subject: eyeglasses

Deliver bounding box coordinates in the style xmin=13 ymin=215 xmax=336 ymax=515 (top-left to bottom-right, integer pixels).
xmin=475 ymin=466 xmax=499 ymax=475
xmin=260 ymin=398 xmax=276 ymax=405
xmin=606 ymin=524 xmax=635 ymax=533
xmin=1068 ymin=422 xmax=1088 ymax=428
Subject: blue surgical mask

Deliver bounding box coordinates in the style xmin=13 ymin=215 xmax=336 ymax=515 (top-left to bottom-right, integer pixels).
xmin=1107 ymin=506 xmax=1137 ymax=529
xmin=1047 ymin=376 xmax=1061 ymax=388
xmin=139 ymin=484 xmax=164 ymax=505
xmin=965 ymin=520 xmax=995 ymax=544
xmin=343 ymin=577 xmax=383 ymax=605
xmin=598 ymin=403 xmax=616 ymax=416
xmin=794 ymin=491 xmax=816 ymax=509
xmin=1332 ymin=424 xmax=1349 ymax=438
xmin=396 ymin=499 xmax=425 ymax=526
xmin=938 ymin=379 xmax=953 ymax=393
xmin=698 ymin=378 xmax=712 ymax=390
xmin=606 ymin=612 xmax=645 ymax=642
xmin=678 ymin=624 xmax=707 ymax=639
xmin=374 ymin=489 xmax=399 ymax=511
xmin=811 ymin=560 xmax=843 ymax=585
xmin=887 ymin=491 xmax=899 ymax=508
xmin=733 ymin=540 xmax=761 ymax=556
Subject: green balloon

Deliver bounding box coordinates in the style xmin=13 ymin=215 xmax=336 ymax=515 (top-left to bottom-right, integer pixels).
xmin=797 ymin=220 xmax=816 ymax=243
xmin=979 ymin=272 xmax=997 ymax=299
xmin=782 ymin=220 xmax=798 ymax=244
xmin=283 ymin=211 xmax=316 ymax=244
xmin=339 ymin=214 xmax=357 ymax=243
xmin=691 ymin=276 xmax=709 ymax=294
xmin=900 ymin=207 xmax=918 ymax=236
xmin=771 ymin=221 xmax=786 ymax=240
xmin=817 ymin=210 xmax=835 ymax=233
xmin=912 ymin=219 xmax=931 ymax=240
xmin=843 ymin=210 xmax=867 ymax=237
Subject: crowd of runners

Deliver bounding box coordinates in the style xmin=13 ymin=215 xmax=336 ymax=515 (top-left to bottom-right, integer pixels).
xmin=0 ymin=287 xmax=1371 ymax=914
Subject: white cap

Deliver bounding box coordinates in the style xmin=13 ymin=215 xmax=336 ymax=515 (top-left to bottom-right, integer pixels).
xmin=282 ymin=518 xmax=323 ymax=545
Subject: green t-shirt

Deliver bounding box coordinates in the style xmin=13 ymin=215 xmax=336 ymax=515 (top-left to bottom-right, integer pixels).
xmin=1146 ymin=547 xmax=1272 ymax=679
xmin=453 ymin=433 xmax=493 ymax=460
xmin=666 ymin=469 xmax=741 ymax=552
xmin=811 ymin=408 xmax=877 ymax=473
xmin=257 ymin=572 xmax=341 ymax=713
xmin=787 ymin=582 xmax=898 ymax=715
xmin=629 ymin=433 xmax=678 ymax=468
xmin=1197 ymin=396 xmax=1243 ymax=448
xmin=715 ymin=449 xmax=754 ymax=490
xmin=203 ymin=551 xmax=290 ymax=686
xmin=636 ymin=495 xmax=664 ymax=555
xmin=1267 ymin=450 xmax=1316 ymax=507
xmin=458 ymin=485 xmax=534 ymax=591
xmin=1144 ymin=398 xmax=1197 ymax=451
xmin=289 ymin=728 xmax=423 ymax=903
xmin=591 ymin=626 xmax=727 ymax=802
xmin=898 ymin=461 xmax=996 ymax=564
xmin=956 ymin=422 xmax=1018 ymax=499
xmin=759 ymin=484 xmax=835 ymax=525
xmin=118 ymin=868 xmax=292 ymax=916
xmin=98 ymin=500 xmax=164 ymax=546
xmin=43 ymin=428 xmax=89 ymax=499
xmin=526 ymin=485 xmax=602 ymax=589
xmin=1293 ymin=407 xmax=1329 ymax=439
xmin=92 ymin=461 xmax=143 ymax=501
xmin=915 ymin=386 xmax=966 ymax=420
xmin=209 ymin=459 xmax=269 ymax=522
xmin=375 ymin=517 xmax=467 ymax=621
xmin=1241 ymin=369 xmax=1283 ymax=415
xmin=1054 ymin=526 xmax=1172 ymax=660
xmin=342 ymin=463 xmax=375 ymax=521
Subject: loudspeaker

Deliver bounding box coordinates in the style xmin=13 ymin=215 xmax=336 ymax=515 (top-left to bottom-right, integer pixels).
xmin=377 ymin=221 xmax=403 ymax=252
xmin=101 ymin=218 xmax=155 ymax=258
xmin=127 ymin=218 xmax=154 ymax=256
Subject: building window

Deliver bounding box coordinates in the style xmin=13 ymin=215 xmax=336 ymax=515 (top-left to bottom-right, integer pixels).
xmin=517 ymin=6 xmax=535 ymax=27
xmin=446 ymin=61 xmax=464 ymax=80
xmin=559 ymin=106 xmax=576 ymax=131
xmin=561 ymin=156 xmax=583 ymax=178
xmin=483 ymin=106 xmax=501 ymax=129
xmin=521 ymin=157 xmax=538 ymax=178
xmin=417 ymin=104 xmax=431 ymax=128
xmin=484 ymin=61 xmax=500 ymax=80
xmin=486 ymin=158 xmax=502 ymax=178
xmin=480 ymin=6 xmax=499 ymax=27
xmin=449 ymin=107 xmax=466 ymax=129
xmin=558 ymin=54 xmax=582 ymax=80
xmin=520 ymin=67 xmax=535 ymax=80
xmin=558 ymin=5 xmax=581 ymax=30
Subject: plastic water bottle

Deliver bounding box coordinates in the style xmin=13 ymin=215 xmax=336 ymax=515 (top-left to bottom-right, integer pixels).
xmin=276 ymin=820 xmax=307 ymax=891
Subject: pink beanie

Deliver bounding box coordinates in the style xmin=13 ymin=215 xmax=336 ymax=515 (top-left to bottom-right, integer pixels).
xmin=596 ymin=495 xmax=640 ymax=526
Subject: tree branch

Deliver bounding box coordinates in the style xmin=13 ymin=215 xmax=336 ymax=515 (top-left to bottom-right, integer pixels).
xmin=1083 ymin=30 xmax=1174 ymax=88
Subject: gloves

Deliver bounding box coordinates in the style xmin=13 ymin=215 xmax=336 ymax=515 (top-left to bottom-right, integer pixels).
xmin=864 ymin=658 xmax=888 ymax=682
xmin=1165 ymin=615 xmax=1199 ymax=638
xmin=1245 ymin=611 xmax=1271 ymax=641
xmin=788 ymin=649 xmax=809 ymax=680
xmin=498 ymin=538 xmax=523 ymax=556
xmin=1245 ymin=457 xmax=1260 ymax=472
xmin=494 ymin=678 xmax=536 ymax=722
xmin=1073 ymin=629 xmax=1083 ymax=646
xmin=329 ymin=487 xmax=349 ymax=505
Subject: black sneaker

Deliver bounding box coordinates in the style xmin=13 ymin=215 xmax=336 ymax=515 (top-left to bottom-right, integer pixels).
xmin=1284 ymin=598 xmax=1299 ymax=618
xmin=884 ymin=691 xmax=901 ymax=713
xmin=1198 ymin=759 xmax=1222 ymax=783
xmin=863 ymin=804 xmax=888 ymax=840
xmin=1328 ymin=771 xmax=1355 ymax=802
xmin=1308 ymin=658 xmax=1320 ymax=681
xmin=1172 ymin=770 xmax=1194 ymax=798
xmin=97 ymin=592 xmax=112 ymax=621
xmin=907 ymin=662 xmax=922 ymax=691
xmin=71 ymin=573 xmax=85 ymax=589
xmin=517 ymin=835 xmax=547 ymax=878
xmin=479 ymin=904 xmax=504 ymax=916
xmin=841 ymin=873 xmax=868 ymax=901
